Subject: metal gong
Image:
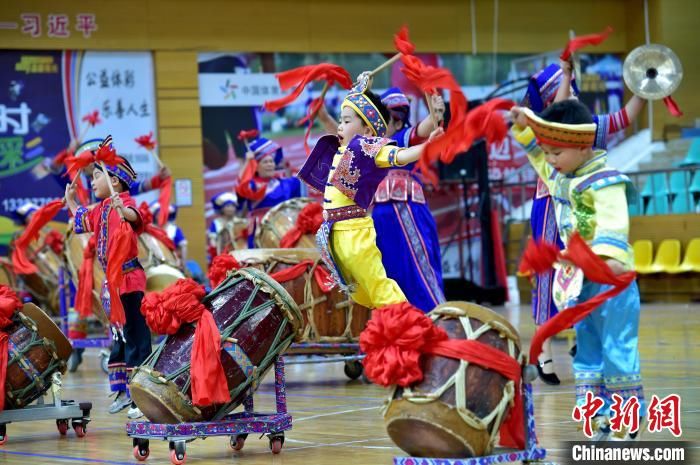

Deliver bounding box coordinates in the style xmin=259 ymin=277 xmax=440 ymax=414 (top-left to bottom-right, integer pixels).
xmin=623 ymin=43 xmax=683 ymax=100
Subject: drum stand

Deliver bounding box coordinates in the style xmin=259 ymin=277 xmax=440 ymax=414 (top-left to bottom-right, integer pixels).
xmin=285 ymin=342 xmax=365 ymax=380
xmin=126 ymin=356 xmax=291 ymax=465
xmin=393 ymin=378 xmax=557 ymax=465
xmin=58 ymin=267 xmax=113 ymax=373
xmin=0 ymin=372 xmax=92 ymax=445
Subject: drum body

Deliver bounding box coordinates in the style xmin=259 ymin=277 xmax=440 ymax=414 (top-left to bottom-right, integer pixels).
xmin=384 ymin=302 xmax=523 ymax=458
xmin=5 ymin=303 xmax=72 ymax=409
xmin=138 ymin=232 xmax=185 ymax=292
xmin=255 ymin=198 xmax=317 ymax=249
xmin=231 ymin=248 xmax=371 ymax=344
xmin=129 ymin=268 xmax=302 ymax=424
xmin=215 ymin=218 xmax=249 ymax=254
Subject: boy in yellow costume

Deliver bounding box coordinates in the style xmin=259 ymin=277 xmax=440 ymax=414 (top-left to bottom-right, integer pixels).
xmin=297 ymin=73 xmax=441 ymax=308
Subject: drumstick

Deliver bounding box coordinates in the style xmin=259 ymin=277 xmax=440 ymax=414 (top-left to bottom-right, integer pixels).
xmin=369 ymin=54 xmax=401 ymax=77
xmin=98 ymin=162 xmax=125 ymax=220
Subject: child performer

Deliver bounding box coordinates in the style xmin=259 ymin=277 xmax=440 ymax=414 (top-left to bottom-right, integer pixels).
xmin=64 ymin=137 xmax=152 ymax=419
xmin=370 ymin=88 xmax=446 ymax=312
xmin=512 ymin=100 xmax=643 ymax=441
xmin=297 ymin=73 xmax=442 ymax=308
xmin=207 ymin=192 xmax=239 ymax=259
xmin=235 ymin=134 xmax=304 ymax=248
xmin=523 ymin=59 xmax=646 ymax=385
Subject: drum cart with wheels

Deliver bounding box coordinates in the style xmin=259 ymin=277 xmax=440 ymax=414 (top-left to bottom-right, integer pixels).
xmin=0 ymin=372 xmax=92 ymax=445
xmin=126 ymin=356 xmax=291 ymax=464
xmin=393 ymin=368 xmax=556 ymax=465
xmin=284 ymin=342 xmax=365 ymax=380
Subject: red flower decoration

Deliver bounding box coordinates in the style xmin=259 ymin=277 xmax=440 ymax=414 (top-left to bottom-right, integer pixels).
xmin=134 ymin=132 xmax=157 ymax=151
xmin=208 ymin=254 xmax=242 ymax=288
xmin=81 ymin=110 xmax=101 ymax=127
xmin=237 ymin=129 xmax=260 ymax=141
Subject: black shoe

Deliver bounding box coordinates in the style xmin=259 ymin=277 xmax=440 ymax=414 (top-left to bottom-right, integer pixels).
xmin=537 ymin=359 xmax=561 ymax=385
xmin=569 ymin=344 xmax=577 ymax=358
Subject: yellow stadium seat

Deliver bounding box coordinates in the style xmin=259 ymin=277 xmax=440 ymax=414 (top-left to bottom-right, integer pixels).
xmin=633 ymin=240 xmax=654 ymax=274
xmin=668 ymin=238 xmax=700 ymax=273
xmin=647 ymin=239 xmax=681 ymax=273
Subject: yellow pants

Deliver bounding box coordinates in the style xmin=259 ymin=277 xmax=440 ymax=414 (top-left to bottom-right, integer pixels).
xmin=330 ymin=217 xmax=405 ymax=309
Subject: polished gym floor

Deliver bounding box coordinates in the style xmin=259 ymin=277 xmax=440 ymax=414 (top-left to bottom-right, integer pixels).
xmin=0 ymin=302 xmax=697 ymax=464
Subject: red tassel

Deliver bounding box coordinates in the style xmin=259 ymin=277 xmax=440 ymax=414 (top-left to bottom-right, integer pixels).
xmin=134 ymin=132 xmax=157 ymax=151
xmin=106 ymin=220 xmax=136 ymax=326
xmin=208 ymin=254 xmax=242 ymax=288
xmin=95 ymin=144 xmax=124 ymax=166
xmin=76 ymin=236 xmax=96 ymax=319
xmin=237 ymin=129 xmax=260 ymax=141
xmin=43 ymin=230 xmax=64 ymax=255
xmin=263 ymin=63 xmax=352 ymax=113
xmin=279 ymin=203 xmax=323 ymax=248
xmin=157 ymin=177 xmax=173 ymax=227
xmin=82 ymin=110 xmax=101 ymax=126
xmin=517 ymin=238 xmax=562 ymax=276
xmin=140 ymin=278 xmax=231 ymax=406
xmin=0 ymin=285 xmax=22 ymax=412
xmin=12 ymin=199 xmax=64 ymax=275
xmin=65 ymin=152 xmax=96 ymax=179
xmin=560 ymin=26 xmax=613 ymax=60
xmin=393 ymin=25 xmax=415 ymax=55
xmin=663 ymin=96 xmax=683 ymax=117
xmin=528 ymin=233 xmax=636 ymax=364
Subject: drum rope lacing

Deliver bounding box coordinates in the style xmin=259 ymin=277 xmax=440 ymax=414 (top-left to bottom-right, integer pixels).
xmin=6 ymin=313 xmax=64 ymax=408
xmin=386 ymin=306 xmax=524 ymax=451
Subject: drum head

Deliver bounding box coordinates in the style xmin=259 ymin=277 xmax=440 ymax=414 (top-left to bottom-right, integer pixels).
xmin=146 ymin=264 xmax=185 ymax=292
xmin=232 ymin=248 xmax=319 ymax=265
xmin=21 ymin=303 xmax=72 ymax=361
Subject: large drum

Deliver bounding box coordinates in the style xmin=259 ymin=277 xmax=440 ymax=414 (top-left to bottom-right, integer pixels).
xmin=231 ymin=248 xmax=371 ymax=345
xmin=215 ymin=218 xmax=249 ymax=254
xmin=6 ymin=303 xmax=72 ymax=409
xmin=10 ymin=230 xmax=62 ymax=314
xmin=64 ymin=229 xmax=108 ymax=324
xmin=129 ymin=267 xmax=302 ymax=424
xmin=137 ymin=232 xmax=185 ymax=292
xmin=384 ymin=302 xmax=523 ymax=458
xmin=255 ymin=198 xmax=317 ymax=249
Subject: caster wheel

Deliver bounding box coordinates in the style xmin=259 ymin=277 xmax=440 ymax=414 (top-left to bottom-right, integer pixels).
xmin=56 ymin=419 xmax=69 ymax=436
xmin=169 ymin=448 xmax=186 ymax=465
xmin=269 ymin=435 xmax=284 ymax=455
xmin=73 ymin=424 xmax=86 ymax=438
xmin=67 ymin=351 xmax=81 ymax=373
xmin=133 ymin=445 xmax=150 ymax=461
xmin=230 ymin=434 xmax=247 ymax=451
xmin=343 ymin=360 xmax=363 ymax=380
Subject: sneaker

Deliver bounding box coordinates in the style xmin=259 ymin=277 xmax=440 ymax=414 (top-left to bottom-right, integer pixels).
xmin=108 ymin=392 xmax=132 ymax=414
xmin=591 ymin=416 xmax=611 ymax=441
xmin=536 ymin=359 xmax=561 ymax=385
xmin=127 ymin=406 xmax=144 ymax=420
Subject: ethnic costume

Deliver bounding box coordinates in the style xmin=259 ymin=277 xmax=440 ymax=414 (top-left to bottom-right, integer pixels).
xmin=72 ymin=142 xmax=151 ymax=402
xmin=207 ymin=192 xmax=240 ymax=259
xmin=235 ymin=135 xmax=304 ymax=248
xmin=514 ymin=109 xmax=644 ymax=417
xmin=370 ymin=88 xmax=444 ymax=312
xmin=298 ymin=80 xmax=405 ymax=308
xmin=524 ymin=65 xmax=632 ymax=325
xmin=151 ymin=203 xmax=187 ymax=253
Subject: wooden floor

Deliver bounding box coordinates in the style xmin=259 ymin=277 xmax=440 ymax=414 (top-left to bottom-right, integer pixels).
xmin=0 ymin=302 xmax=698 ymax=465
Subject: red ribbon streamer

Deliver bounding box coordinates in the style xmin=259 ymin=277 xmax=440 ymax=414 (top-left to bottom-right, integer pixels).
xmin=137 ymin=202 xmax=176 ymax=251
xmin=141 ymin=279 xmax=231 ymax=406
xmin=157 ymin=177 xmax=173 ymax=227
xmin=235 ymin=161 xmax=266 ymax=202
xmin=76 ymin=236 xmax=97 ymax=319
xmin=106 ymin=219 xmax=136 ymax=326
xmin=360 ymin=302 xmax=525 ymax=449
xmin=393 ymin=25 xmax=415 ymax=55
xmin=263 ymin=63 xmax=352 ymax=113
xmin=560 ymin=26 xmax=613 ymax=60
xmin=524 ymin=233 xmax=636 ymax=364
xmin=663 ymin=96 xmax=683 ymax=117
xmin=11 ymin=199 xmax=64 ymax=275
xmin=0 ymin=285 xmax=22 ymax=411
xmin=279 ymin=203 xmax=323 ymax=248
xmin=43 ymin=229 xmax=64 ymax=255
